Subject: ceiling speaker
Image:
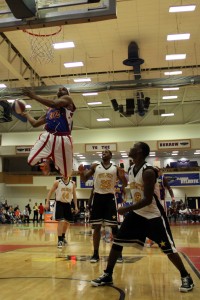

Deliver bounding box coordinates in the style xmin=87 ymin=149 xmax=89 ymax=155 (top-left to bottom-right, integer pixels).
xmin=5 ymin=0 xmax=36 ymax=19
xmin=111 ymin=99 xmax=119 ymax=111
xmin=126 ymin=98 xmax=135 ymax=115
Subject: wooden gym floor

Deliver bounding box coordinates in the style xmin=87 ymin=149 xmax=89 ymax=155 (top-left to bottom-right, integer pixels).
xmin=0 ymin=222 xmax=199 ymax=300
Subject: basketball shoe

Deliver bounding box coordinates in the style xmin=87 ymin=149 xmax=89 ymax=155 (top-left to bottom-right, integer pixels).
xmin=91 ymin=272 xmax=113 ymax=286
xmin=179 ymin=274 xmax=194 ymax=292
xmin=90 ymin=254 xmax=99 ymax=263
xmin=57 ymin=241 xmax=63 ymax=249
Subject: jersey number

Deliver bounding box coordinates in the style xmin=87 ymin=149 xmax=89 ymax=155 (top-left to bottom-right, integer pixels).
xmin=62 ymin=192 xmax=69 ymax=201
xmin=100 ymin=180 xmax=111 ymax=189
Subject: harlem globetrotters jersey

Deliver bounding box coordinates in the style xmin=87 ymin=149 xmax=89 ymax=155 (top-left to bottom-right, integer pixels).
xmin=93 ymin=163 xmax=117 ymax=194
xmin=128 ymin=162 xmax=161 ymax=219
xmin=45 ymin=107 xmax=74 ymax=135
xmin=55 ymin=179 xmax=74 ymax=203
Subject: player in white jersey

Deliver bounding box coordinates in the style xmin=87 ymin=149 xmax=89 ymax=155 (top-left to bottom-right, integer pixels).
xmin=46 ymin=177 xmax=78 ymax=248
xmin=91 ymin=142 xmax=194 ymax=293
xmin=78 ymin=150 xmax=127 ymax=263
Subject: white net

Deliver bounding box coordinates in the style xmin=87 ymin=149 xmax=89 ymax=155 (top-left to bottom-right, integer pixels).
xmin=24 ymin=27 xmax=62 ymax=64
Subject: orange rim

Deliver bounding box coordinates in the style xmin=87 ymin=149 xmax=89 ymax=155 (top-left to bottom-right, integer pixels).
xmin=23 ymin=26 xmax=62 ymax=37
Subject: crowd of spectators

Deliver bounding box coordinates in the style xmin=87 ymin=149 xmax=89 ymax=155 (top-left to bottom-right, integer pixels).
xmin=167 ymin=199 xmax=200 ymax=223
xmin=0 ymin=200 xmax=44 ymax=224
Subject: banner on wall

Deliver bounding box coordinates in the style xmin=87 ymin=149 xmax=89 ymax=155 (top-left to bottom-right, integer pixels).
xmin=80 ymin=164 xmax=94 ymax=188
xmin=157 ymin=139 xmax=191 ymax=150
xmin=85 ymin=143 xmax=117 ymax=152
xmin=16 ymin=146 xmax=32 ymax=154
xmin=165 ymin=173 xmax=200 ymax=186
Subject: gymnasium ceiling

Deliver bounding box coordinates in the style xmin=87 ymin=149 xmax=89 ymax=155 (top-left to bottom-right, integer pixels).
xmin=0 ymin=0 xmax=200 ymax=161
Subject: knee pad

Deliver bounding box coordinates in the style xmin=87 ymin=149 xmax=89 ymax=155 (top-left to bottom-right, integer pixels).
xmin=112 ymin=243 xmax=123 ymax=252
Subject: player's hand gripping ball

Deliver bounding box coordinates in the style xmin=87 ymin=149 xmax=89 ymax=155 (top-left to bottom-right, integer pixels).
xmin=12 ymin=99 xmax=26 ymax=114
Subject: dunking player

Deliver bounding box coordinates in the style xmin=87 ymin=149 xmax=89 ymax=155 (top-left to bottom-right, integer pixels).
xmin=45 ymin=176 xmax=78 ymax=248
xmin=78 ymin=150 xmax=127 ymax=263
xmin=22 ymin=87 xmax=76 ymax=177
xmin=91 ymin=142 xmax=194 ymax=293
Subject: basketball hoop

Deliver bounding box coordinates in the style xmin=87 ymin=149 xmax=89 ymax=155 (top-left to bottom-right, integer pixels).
xmin=23 ymin=26 xmax=62 ymax=64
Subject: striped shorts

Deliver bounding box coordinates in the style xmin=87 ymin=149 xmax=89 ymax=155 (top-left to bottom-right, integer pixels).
xmin=28 ymin=131 xmax=73 ymax=177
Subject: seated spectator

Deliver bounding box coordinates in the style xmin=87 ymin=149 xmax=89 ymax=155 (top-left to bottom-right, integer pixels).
xmin=14 ymin=205 xmax=20 ymax=212
xmin=14 ymin=209 xmax=22 ymax=223
xmin=6 ymin=206 xmax=15 ymax=223
xmin=179 ymin=204 xmax=186 ymax=222
xmin=0 ymin=207 xmax=9 ymax=224
xmin=2 ymin=200 xmax=9 ymax=212
xmin=167 ymin=201 xmax=178 ymax=223
xmin=191 ymin=209 xmax=200 ymax=223
xmin=179 ymin=205 xmax=192 ymax=223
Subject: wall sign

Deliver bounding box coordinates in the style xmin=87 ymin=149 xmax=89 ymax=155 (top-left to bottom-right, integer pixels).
xmin=157 ymin=139 xmax=191 ymax=150
xmin=16 ymin=146 xmax=32 ymax=154
xmin=165 ymin=173 xmax=200 ymax=186
xmin=85 ymin=143 xmax=117 ymax=152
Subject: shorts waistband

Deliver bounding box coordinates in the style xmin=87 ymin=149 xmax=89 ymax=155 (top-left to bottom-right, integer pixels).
xmin=47 ymin=131 xmax=71 ymax=136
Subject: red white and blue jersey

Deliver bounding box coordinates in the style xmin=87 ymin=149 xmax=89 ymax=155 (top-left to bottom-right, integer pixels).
xmin=45 ymin=107 xmax=74 ymax=135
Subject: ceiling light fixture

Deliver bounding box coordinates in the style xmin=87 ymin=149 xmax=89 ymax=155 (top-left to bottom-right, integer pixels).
xmin=163 ymin=87 xmax=180 ymax=91
xmin=82 ymin=92 xmax=98 ymax=96
xmin=97 ymin=118 xmax=110 ymax=122
xmin=161 ymin=113 xmax=175 ymax=117
xmin=73 ymin=78 xmax=91 ymax=82
xmin=87 ymin=102 xmax=102 ymax=105
xmin=162 ymin=96 xmax=178 ymax=99
xmin=53 ymin=42 xmax=75 ymax=49
xmin=0 ymin=83 xmax=6 ymax=88
xmin=167 ymin=33 xmax=190 ymax=41
xmin=169 ymin=5 xmax=196 ymax=13
xmin=164 ymin=71 xmax=182 ymax=75
xmin=166 ymin=54 xmax=186 ymax=60
xmin=64 ymin=62 xmax=83 ymax=68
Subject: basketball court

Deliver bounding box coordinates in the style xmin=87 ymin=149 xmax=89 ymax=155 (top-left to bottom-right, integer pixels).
xmin=0 ymin=222 xmax=199 ymax=300
xmin=0 ymin=1 xmax=200 ymax=299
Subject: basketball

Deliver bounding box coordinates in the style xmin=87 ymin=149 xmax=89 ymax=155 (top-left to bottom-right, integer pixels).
xmin=12 ymin=99 xmax=26 ymax=114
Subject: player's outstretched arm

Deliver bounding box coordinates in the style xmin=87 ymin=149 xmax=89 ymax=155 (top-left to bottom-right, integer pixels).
xmin=22 ymin=87 xmax=75 ymax=109
xmin=22 ymin=112 xmax=46 ymax=127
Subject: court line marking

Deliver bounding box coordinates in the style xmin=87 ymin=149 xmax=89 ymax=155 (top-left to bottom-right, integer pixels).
xmin=0 ymin=276 xmax=125 ymax=300
xmin=180 ymin=252 xmax=200 ymax=279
